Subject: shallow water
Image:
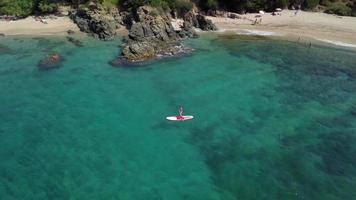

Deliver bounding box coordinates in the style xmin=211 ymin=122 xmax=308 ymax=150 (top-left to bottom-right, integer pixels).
xmin=0 ymin=34 xmax=355 ymax=200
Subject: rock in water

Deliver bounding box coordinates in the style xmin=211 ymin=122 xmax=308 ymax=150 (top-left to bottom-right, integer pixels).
xmin=70 ymin=3 xmax=117 ymax=41
xmin=0 ymin=44 xmax=12 ymax=54
xmin=38 ymin=53 xmax=63 ymax=70
xmin=121 ymin=6 xmax=181 ymax=62
xmin=66 ymin=36 xmax=84 ymax=47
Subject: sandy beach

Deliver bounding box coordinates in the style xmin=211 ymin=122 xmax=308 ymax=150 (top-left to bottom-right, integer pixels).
xmin=1 ymin=10 xmax=355 ymax=48
xmin=207 ymin=10 xmax=356 ymax=47
xmin=0 ymin=16 xmax=79 ymax=36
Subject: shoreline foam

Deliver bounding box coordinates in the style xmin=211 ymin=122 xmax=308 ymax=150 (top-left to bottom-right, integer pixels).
xmin=316 ymin=39 xmax=356 ymax=49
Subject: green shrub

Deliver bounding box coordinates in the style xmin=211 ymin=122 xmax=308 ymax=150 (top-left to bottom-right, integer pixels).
xmin=245 ymin=0 xmax=266 ymax=12
xmin=100 ymin=0 xmax=120 ymax=8
xmin=199 ymin=0 xmax=218 ymax=10
xmin=0 ymin=0 xmax=34 ymax=17
xmin=275 ymin=0 xmax=289 ymax=8
xmin=174 ymin=0 xmax=193 ymax=15
xmin=149 ymin=0 xmax=170 ymax=11
xmin=120 ymin=0 xmax=145 ymax=10
xmin=352 ymin=0 xmax=356 ymax=16
xmin=38 ymin=1 xmax=58 ymax=13
xmin=325 ymin=2 xmax=352 ymax=15
xmin=302 ymin=0 xmax=320 ymax=9
xmin=207 ymin=0 xmax=219 ymax=10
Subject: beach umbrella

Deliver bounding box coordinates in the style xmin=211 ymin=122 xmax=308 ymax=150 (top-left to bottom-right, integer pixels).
xmin=276 ymin=8 xmax=282 ymax=12
xmin=259 ymin=10 xmax=265 ymax=14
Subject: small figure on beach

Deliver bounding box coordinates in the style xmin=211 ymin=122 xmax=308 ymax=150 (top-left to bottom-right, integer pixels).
xmin=295 ymin=5 xmax=301 ymax=16
xmin=253 ymin=19 xmax=258 ymax=25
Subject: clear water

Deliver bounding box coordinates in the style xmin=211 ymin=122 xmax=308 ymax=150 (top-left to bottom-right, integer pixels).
xmin=0 ymin=34 xmax=355 ymax=200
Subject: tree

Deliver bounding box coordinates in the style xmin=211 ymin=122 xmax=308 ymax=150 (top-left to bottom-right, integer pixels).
xmin=0 ymin=0 xmax=34 ymax=17
xmin=302 ymin=0 xmax=320 ymax=10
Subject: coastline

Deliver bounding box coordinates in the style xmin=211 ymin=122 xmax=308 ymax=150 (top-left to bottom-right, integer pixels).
xmin=206 ymin=10 xmax=356 ymax=49
xmin=0 ymin=16 xmax=80 ymax=36
xmin=1 ymin=10 xmax=356 ymax=49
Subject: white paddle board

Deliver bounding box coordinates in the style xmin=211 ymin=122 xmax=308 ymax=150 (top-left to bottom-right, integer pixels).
xmin=166 ymin=115 xmax=194 ymax=121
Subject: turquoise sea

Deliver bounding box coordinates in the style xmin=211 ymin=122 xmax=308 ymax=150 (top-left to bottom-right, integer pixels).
xmin=0 ymin=34 xmax=355 ymax=200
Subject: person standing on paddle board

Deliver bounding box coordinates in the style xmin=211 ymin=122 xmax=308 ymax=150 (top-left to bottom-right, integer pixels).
xmin=177 ymin=106 xmax=184 ymax=120
xmin=179 ymin=106 xmax=183 ymax=116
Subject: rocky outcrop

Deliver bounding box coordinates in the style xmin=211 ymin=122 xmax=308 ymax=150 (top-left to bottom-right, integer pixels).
xmin=112 ymin=6 xmax=217 ymax=63
xmin=183 ymin=11 xmax=218 ymax=31
xmin=177 ymin=21 xmax=199 ymax=39
xmin=38 ymin=53 xmax=63 ymax=70
xmin=183 ymin=11 xmax=199 ymax=28
xmin=70 ymin=3 xmax=119 ymax=40
xmin=196 ymin=14 xmax=218 ymax=31
xmin=121 ymin=6 xmax=192 ymax=62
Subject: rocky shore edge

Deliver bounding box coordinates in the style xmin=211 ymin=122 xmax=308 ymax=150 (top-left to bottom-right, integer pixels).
xmin=69 ymin=3 xmax=217 ymax=63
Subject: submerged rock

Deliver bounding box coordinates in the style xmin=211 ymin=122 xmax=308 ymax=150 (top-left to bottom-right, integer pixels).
xmin=0 ymin=44 xmax=12 ymax=54
xmin=38 ymin=53 xmax=63 ymax=70
xmin=66 ymin=36 xmax=84 ymax=47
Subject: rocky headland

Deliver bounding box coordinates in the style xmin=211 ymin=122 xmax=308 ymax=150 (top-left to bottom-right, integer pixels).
xmin=69 ymin=3 xmax=217 ymax=63
xmin=120 ymin=6 xmax=187 ymax=62
xmin=119 ymin=6 xmax=217 ymax=62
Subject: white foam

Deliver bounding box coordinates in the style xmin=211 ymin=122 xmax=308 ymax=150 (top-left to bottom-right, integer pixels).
xmin=317 ymin=39 xmax=356 ymax=48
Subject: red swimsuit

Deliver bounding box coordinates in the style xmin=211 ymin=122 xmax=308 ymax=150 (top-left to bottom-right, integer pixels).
xmin=176 ymin=115 xmax=184 ymax=120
